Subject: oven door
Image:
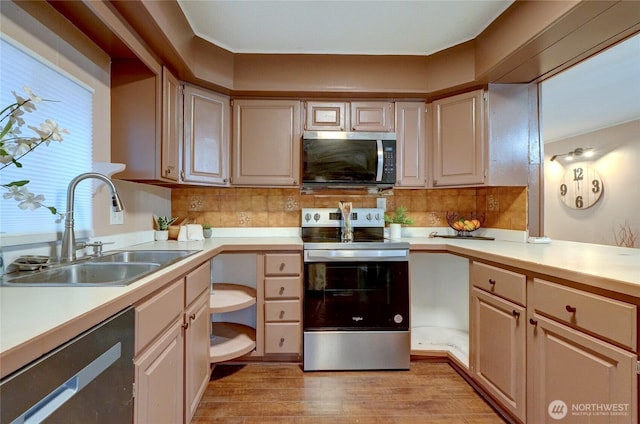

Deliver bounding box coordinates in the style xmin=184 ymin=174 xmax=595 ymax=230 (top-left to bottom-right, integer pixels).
xmin=303 ymin=249 xmax=409 ymax=331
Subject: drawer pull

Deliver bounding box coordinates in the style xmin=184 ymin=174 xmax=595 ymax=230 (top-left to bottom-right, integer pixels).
xmin=189 ymin=313 xmax=196 ymax=321
xmin=529 ymin=318 xmax=537 ymax=326
xmin=279 ymin=310 xmax=285 ymax=319
xmin=279 ymin=287 xmax=285 ymax=295
xmin=279 ymin=337 xmax=285 ymax=347
xmin=279 ymin=262 xmax=285 ymax=271
xmin=565 ymin=305 xmax=577 ymax=313
xmin=488 ymin=279 xmax=496 ymax=285
xmin=512 ymin=310 xmax=520 ymax=318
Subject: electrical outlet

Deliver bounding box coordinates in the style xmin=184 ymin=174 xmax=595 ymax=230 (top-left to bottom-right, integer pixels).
xmin=376 ymin=198 xmax=387 ymax=210
xmin=110 ymin=210 xmax=124 ymax=225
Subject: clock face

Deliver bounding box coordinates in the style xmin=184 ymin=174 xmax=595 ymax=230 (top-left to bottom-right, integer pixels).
xmin=559 ymin=166 xmax=603 ymax=209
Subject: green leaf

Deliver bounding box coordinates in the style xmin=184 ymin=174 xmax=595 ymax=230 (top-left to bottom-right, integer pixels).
xmin=0 ymin=120 xmax=12 ymax=140
xmin=47 ymin=206 xmax=58 ymax=215
xmin=6 ymin=180 xmax=29 ymax=187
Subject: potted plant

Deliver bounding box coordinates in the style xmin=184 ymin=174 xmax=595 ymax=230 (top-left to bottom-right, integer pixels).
xmin=384 ymin=206 xmax=414 ymax=240
xmin=154 ymin=215 xmax=178 ymax=241
xmin=202 ymin=223 xmax=213 ymax=238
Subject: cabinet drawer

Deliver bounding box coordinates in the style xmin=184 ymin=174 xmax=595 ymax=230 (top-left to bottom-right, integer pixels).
xmin=265 ymin=300 xmax=301 ymax=322
xmin=265 ymin=277 xmax=302 ymax=299
xmin=185 ymin=261 xmax=210 ymax=307
xmin=135 ymin=278 xmax=184 ymax=354
xmin=265 ymin=253 xmax=301 ymax=276
xmin=471 ymin=262 xmax=526 ymax=305
xmin=265 ymin=323 xmax=301 ymax=354
xmin=532 ymin=279 xmax=637 ymax=350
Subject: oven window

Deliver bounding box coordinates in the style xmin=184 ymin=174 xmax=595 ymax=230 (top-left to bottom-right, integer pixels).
xmin=304 ymin=261 xmax=409 ymax=331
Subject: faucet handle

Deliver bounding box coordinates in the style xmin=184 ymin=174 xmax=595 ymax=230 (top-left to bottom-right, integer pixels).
xmin=78 ymin=241 xmax=113 ymax=257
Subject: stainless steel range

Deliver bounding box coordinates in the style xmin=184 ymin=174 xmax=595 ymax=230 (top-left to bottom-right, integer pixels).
xmin=302 ymin=207 xmax=410 ymax=371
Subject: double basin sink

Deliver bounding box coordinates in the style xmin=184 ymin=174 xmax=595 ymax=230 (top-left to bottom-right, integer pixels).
xmin=1 ymin=250 xmax=199 ymax=287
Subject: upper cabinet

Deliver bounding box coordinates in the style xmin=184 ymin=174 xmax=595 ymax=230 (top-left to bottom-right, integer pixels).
xmin=304 ymin=101 xmax=394 ymax=132
xmin=431 ymin=89 xmax=485 ymax=187
xmin=350 ymin=101 xmax=395 ymax=132
xmin=232 ymin=99 xmax=301 ymax=186
xmin=161 ymin=67 xmax=181 ymax=182
xmin=182 ymin=84 xmax=230 ymax=186
xmin=395 ymin=102 xmax=426 ymax=187
xmin=305 ymin=101 xmax=347 ymax=131
xmin=430 ymin=85 xmax=532 ymax=188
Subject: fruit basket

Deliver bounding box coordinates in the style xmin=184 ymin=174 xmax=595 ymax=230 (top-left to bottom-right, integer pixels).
xmin=446 ymin=212 xmax=484 ymax=237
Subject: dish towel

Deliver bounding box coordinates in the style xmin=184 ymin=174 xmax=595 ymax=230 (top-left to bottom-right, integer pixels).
xmin=186 ymin=224 xmax=204 ymax=240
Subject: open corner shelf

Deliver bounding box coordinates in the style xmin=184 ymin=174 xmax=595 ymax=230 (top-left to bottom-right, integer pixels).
xmin=210 ymin=322 xmax=256 ymax=363
xmin=210 ymin=283 xmax=257 ymax=313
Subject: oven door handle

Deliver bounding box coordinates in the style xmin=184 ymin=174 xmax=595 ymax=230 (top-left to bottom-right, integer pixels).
xmin=305 ymin=249 xmax=409 ymax=262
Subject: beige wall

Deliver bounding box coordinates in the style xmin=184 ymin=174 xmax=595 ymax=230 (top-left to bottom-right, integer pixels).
xmin=544 ymin=120 xmax=640 ymax=247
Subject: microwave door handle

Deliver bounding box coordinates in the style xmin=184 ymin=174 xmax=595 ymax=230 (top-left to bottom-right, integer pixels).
xmin=376 ymin=139 xmax=383 ymax=181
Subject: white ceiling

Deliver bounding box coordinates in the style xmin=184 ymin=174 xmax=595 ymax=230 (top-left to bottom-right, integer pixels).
xmin=177 ymin=0 xmax=514 ymax=56
xmin=176 ymin=1 xmax=639 ymax=144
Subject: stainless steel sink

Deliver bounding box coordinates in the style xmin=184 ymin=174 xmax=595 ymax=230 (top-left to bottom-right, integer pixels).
xmin=92 ymin=250 xmax=197 ymax=265
xmin=2 ymin=263 xmax=161 ymax=287
xmin=1 ymin=250 xmax=199 ymax=287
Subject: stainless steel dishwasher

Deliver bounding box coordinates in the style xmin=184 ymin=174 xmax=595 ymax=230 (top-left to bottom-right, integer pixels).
xmin=0 ymin=307 xmax=135 ymax=423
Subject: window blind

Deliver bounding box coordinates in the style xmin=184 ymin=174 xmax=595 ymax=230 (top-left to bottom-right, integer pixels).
xmin=0 ymin=37 xmax=93 ymax=236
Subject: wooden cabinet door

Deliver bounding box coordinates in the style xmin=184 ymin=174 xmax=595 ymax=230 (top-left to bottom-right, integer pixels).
xmin=395 ymin=101 xmax=426 ymax=187
xmin=232 ymin=99 xmax=301 ymax=186
xmin=528 ymin=314 xmax=637 ymax=424
xmin=350 ymin=101 xmax=394 ymax=132
xmin=471 ymin=288 xmax=526 ymax=422
xmin=305 ymin=101 xmax=347 ymax=131
xmin=432 ymin=89 xmax=485 ymax=186
xmin=184 ymin=290 xmax=211 ymax=423
xmin=134 ymin=318 xmax=184 ymax=424
xmin=161 ymin=66 xmax=181 ymax=182
xmin=182 ymin=84 xmax=230 ymax=185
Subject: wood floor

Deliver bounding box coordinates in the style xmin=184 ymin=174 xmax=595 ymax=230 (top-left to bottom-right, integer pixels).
xmin=192 ymin=360 xmax=507 ymax=423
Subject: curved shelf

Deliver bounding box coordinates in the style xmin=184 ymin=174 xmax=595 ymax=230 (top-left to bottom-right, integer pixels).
xmin=211 ymin=283 xmax=257 ymax=313
xmin=210 ymin=322 xmax=256 ymax=363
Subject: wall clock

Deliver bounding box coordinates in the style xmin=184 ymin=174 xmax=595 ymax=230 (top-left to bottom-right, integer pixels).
xmin=559 ymin=166 xmax=604 ymax=209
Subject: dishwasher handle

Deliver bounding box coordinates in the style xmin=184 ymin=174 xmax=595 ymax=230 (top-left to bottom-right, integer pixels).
xmin=12 ymin=342 xmax=121 ymax=424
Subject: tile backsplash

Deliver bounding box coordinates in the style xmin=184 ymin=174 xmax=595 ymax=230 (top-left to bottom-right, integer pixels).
xmin=172 ymin=187 xmax=527 ymax=230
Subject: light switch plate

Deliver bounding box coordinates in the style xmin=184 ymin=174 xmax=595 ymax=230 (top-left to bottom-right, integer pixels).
xmin=110 ymin=210 xmax=124 ymax=225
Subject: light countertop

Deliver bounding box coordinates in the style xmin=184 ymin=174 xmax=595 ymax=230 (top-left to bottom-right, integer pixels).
xmin=1 ymin=233 xmax=638 ymax=378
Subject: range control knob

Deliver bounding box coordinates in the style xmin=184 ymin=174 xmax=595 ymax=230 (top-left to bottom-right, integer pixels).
xmin=375 ymin=213 xmax=381 ymax=221
xmin=304 ymin=213 xmax=311 ymax=222
xmin=314 ymin=213 xmax=320 ymax=222
xmin=394 ymin=314 xmax=404 ymax=324
xmin=366 ymin=213 xmax=372 ymax=221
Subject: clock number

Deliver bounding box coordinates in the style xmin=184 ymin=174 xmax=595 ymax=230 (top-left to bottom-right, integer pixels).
xmin=592 ymin=179 xmax=600 ymax=193
xmin=560 ymin=184 xmax=567 ymax=196
xmin=573 ymin=167 xmax=584 ymax=181
xmin=575 ymin=196 xmax=583 ymax=209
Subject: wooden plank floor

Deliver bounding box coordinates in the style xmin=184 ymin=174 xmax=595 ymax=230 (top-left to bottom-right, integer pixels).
xmin=192 ymin=361 xmax=507 ymax=423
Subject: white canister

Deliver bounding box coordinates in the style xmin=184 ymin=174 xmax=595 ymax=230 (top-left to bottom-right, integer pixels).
xmin=389 ymin=223 xmax=402 ymax=240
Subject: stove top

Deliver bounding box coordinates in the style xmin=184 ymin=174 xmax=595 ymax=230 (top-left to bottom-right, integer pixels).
xmin=301 ymin=207 xmax=408 ymax=250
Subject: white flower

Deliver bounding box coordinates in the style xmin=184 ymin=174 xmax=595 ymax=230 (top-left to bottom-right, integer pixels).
xmin=23 ymin=86 xmax=42 ymax=104
xmin=18 ymin=189 xmax=45 ymax=210
xmin=3 ymin=185 xmax=28 ymax=201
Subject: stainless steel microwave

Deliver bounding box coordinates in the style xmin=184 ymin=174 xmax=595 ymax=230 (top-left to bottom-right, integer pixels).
xmin=301 ymin=131 xmax=397 ymax=188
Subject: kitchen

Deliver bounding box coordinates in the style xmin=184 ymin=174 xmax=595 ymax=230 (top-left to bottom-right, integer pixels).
xmin=1 ymin=1 xmax=640 ymax=423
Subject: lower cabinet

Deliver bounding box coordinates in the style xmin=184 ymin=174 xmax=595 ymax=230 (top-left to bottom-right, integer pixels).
xmin=470 ymin=262 xmax=639 ymax=424
xmin=134 ymin=261 xmax=212 ymax=424
xmin=471 ymin=288 xmax=526 ymax=422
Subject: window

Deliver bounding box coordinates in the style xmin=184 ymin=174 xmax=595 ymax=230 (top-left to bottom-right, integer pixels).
xmin=0 ymin=37 xmax=93 ymax=237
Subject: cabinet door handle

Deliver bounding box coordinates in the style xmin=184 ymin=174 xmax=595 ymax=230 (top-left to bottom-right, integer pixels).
xmin=279 ymin=337 xmax=285 ymax=347
xmin=279 ymin=287 xmax=285 ymax=295
xmin=488 ymin=279 xmax=496 ymax=285
xmin=189 ymin=313 xmax=196 ymax=321
xmin=529 ymin=318 xmax=537 ymax=326
xmin=565 ymin=305 xmax=577 ymax=313
xmin=279 ymin=310 xmax=285 ymax=319
xmin=182 ymin=322 xmax=189 ymax=330
xmin=512 ymin=310 xmax=520 ymax=318
xmin=279 ymin=262 xmax=285 ymax=271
